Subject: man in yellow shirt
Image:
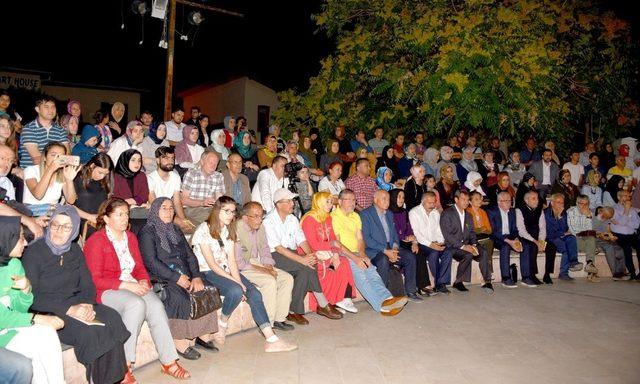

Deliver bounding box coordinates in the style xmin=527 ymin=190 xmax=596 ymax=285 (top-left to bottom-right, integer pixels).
xmin=331 ymin=189 xmax=408 ymax=315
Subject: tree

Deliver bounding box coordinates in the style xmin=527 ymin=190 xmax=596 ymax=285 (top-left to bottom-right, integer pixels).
xmin=273 ymin=0 xmax=638 ymax=146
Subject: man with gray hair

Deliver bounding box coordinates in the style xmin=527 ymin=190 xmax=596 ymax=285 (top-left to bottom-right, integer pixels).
xmin=567 ymin=194 xmax=599 ymax=281
xmin=610 ymin=189 xmax=640 ymax=280
xmin=593 ymin=206 xmax=627 ymax=280
xmin=180 ymin=149 xmax=225 ymax=226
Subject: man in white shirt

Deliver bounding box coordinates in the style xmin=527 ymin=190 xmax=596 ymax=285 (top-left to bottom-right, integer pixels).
xmin=164 ymin=107 xmax=186 ymax=146
xmin=562 ymin=149 xmax=585 ymax=187
xmin=263 ymin=188 xmax=341 ymax=324
xmin=251 ymin=156 xmax=289 ymax=214
xmin=147 ymin=146 xmax=193 ymax=232
xmin=409 ymin=191 xmax=453 ymax=294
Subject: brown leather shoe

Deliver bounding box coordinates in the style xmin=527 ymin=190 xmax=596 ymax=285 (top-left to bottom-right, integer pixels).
xmin=381 ymin=296 xmax=408 ymax=312
xmin=316 ymin=305 xmax=343 ymax=320
xmin=286 ymin=313 xmax=309 ymax=325
xmin=380 ymin=307 xmax=404 ymax=316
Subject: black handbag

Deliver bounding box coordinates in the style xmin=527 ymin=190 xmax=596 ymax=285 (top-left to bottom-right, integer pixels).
xmin=387 ymin=265 xmax=406 ymax=297
xmin=190 ymin=285 xmax=222 ymax=319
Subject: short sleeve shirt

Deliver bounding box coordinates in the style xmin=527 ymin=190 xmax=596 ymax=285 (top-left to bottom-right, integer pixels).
xmin=181 ymin=168 xmax=225 ymax=200
xmin=331 ymin=208 xmax=361 ymax=252
xmin=191 ymin=222 xmax=234 ymax=273
xmin=263 ymin=211 xmax=307 ymax=252
xmin=19 ymin=119 xmax=69 ymax=167
xmin=147 ymin=170 xmax=181 ymax=199
xmin=22 ymin=165 xmax=63 ymax=205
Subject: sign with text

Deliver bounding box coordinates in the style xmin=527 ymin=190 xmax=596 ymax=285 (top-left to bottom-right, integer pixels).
xmin=0 ymin=71 xmax=42 ymax=91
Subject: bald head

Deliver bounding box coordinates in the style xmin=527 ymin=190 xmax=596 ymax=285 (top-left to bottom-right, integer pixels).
xmin=373 ymin=189 xmax=390 ymax=211
xmin=0 ymin=144 xmax=15 ymax=177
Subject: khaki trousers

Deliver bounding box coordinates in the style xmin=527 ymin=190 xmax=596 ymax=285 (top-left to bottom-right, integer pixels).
xmin=241 ymin=267 xmax=294 ymax=324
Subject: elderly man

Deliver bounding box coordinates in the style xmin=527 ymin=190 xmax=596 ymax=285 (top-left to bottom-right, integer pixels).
xmin=409 ymin=191 xmax=453 ymax=294
xmin=610 ymin=190 xmax=640 ymax=280
xmin=516 ymin=191 xmax=548 ymax=286
xmin=567 ymin=194 xmax=599 ymax=281
xmin=180 ymin=149 xmax=225 ymax=226
xmin=252 ymin=156 xmax=289 ymax=214
xmin=545 ymin=193 xmax=582 ymax=281
xmin=593 ymin=206 xmax=627 ymax=280
xmin=263 ymin=188 xmax=342 ymax=323
xmin=488 ymin=191 xmax=521 ymax=288
xmin=223 ymin=153 xmax=252 ymax=206
xmin=332 ymin=189 xmax=408 ymax=315
xmin=440 ymin=190 xmax=492 ymax=293
xmin=345 ymin=158 xmax=378 ymax=211
xmin=361 ymin=190 xmax=421 ymax=301
xmin=236 ymin=201 xmax=295 ymax=331
xmin=529 ymin=149 xmax=559 ymax=199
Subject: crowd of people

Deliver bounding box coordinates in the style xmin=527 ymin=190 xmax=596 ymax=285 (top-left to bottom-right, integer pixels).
xmin=0 ymin=90 xmax=639 ymax=384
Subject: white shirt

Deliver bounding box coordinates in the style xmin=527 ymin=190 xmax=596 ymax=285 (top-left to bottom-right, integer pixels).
xmin=147 ymin=170 xmax=181 ymax=199
xmin=263 ymin=211 xmax=307 ymax=252
xmin=22 ymin=165 xmax=63 ymax=205
xmin=408 ymin=205 xmax=444 ymax=247
xmin=165 ymin=120 xmax=186 ymax=143
xmin=107 ymin=136 xmax=141 ymax=165
xmin=500 ymin=208 xmax=510 ymax=235
xmin=542 ymin=161 xmax=551 ymax=185
xmin=191 ymin=223 xmax=234 ymax=273
xmin=105 ymin=226 xmax=136 ymax=282
xmin=318 ymin=176 xmax=345 ymax=196
xmin=0 ymin=177 xmax=15 ymax=201
xmin=454 ymin=205 xmax=465 ymax=231
xmin=562 ymin=162 xmax=584 ymax=186
xmin=251 ymin=168 xmax=289 ymax=214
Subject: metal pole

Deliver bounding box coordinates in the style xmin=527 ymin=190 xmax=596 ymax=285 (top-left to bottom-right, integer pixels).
xmin=164 ymin=0 xmax=177 ymax=121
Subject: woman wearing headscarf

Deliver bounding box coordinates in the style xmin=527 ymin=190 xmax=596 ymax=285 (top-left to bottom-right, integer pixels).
xmin=424 ymin=173 xmax=443 ymax=211
xmin=84 ymin=198 xmax=191 ymax=380
xmin=375 ymin=145 xmax=399 ymax=180
xmin=551 ymin=169 xmax=579 ymax=207
xmin=109 ymin=101 xmax=126 ymax=139
xmin=348 ymin=146 xmax=377 ymax=177
xmin=437 ymin=146 xmax=459 ymax=181
xmin=487 ymin=172 xmax=516 ymax=208
xmin=388 ymin=189 xmax=432 ymax=295
xmin=477 ymin=151 xmax=500 ymax=188
xmin=138 ymin=197 xmax=219 ymax=361
xmin=221 ymin=116 xmax=236 ymax=148
xmin=175 ymin=125 xmax=205 ymax=170
xmin=269 ymin=124 xmax=285 ymax=153
xmin=463 ymin=171 xmax=486 ymax=197
xmin=599 ymin=143 xmax=616 ymax=172
xmin=515 ymin=173 xmax=542 ymax=210
xmin=257 ymin=135 xmax=279 ymax=169
xmin=113 ymin=149 xmax=149 ymax=208
xmin=396 ymin=143 xmax=419 ymax=179
xmin=309 ymin=127 xmax=325 ymax=165
xmin=72 ymin=124 xmax=102 ymax=164
xmin=603 ymin=175 xmax=625 ymax=207
xmin=319 ymin=140 xmax=343 ymax=174
xmin=60 ymin=114 xmax=80 ymax=148
xmin=139 ymin=121 xmax=169 ymax=174
xmin=67 ymin=99 xmax=82 ymax=124
xmin=107 ymin=120 xmax=145 ymax=165
xmin=0 ymin=217 xmax=65 ymax=383
xmin=404 ymin=165 xmax=427 ymax=211
xmin=209 ymin=129 xmax=230 ymax=171
xmin=298 ymin=135 xmax=317 ymax=169
xmin=191 ymin=196 xmax=297 ymax=352
xmin=421 ymin=147 xmax=440 ymax=180
xmin=456 ymin=147 xmax=478 ymax=184
xmin=435 ymin=164 xmax=459 ymax=208
xmin=300 ymin=191 xmax=356 ymax=314
xmin=505 ymin=151 xmax=526 ymax=186
xmin=376 ymin=167 xmax=395 ymax=191
xmin=94 ymin=109 xmax=113 ymax=152
xmin=233 ymin=130 xmax=260 ymax=181
xmin=22 ymin=205 xmax=130 ymax=384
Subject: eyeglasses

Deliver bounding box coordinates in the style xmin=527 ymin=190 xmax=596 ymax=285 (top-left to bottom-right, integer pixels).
xmin=51 ymin=223 xmax=73 ymax=232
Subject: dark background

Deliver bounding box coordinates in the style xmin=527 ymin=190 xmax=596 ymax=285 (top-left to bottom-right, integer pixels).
xmin=2 ymin=0 xmax=638 ymax=119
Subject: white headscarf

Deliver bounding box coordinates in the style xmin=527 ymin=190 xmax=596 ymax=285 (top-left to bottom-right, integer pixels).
xmin=464 ymin=171 xmax=486 ymax=196
xmin=210 ymin=129 xmax=230 ymax=160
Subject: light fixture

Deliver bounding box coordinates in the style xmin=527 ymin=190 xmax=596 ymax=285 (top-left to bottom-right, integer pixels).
xmin=188 ymin=11 xmax=204 ymax=26
xmin=131 ymin=0 xmax=149 ymax=16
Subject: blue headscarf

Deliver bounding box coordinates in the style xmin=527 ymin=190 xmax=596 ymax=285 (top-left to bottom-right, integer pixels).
xmin=72 ymin=124 xmax=101 ymax=164
xmin=147 ymin=121 xmax=166 ymax=145
xmin=376 ymin=167 xmax=394 ymax=191
xmin=44 ymin=204 xmax=81 ymax=256
xmin=233 ymin=131 xmax=257 ymax=159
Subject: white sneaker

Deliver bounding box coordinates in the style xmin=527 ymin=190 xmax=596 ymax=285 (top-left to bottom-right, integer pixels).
xmin=335 ymin=298 xmax=358 ymax=313
xmin=264 ymin=338 xmax=298 ymax=353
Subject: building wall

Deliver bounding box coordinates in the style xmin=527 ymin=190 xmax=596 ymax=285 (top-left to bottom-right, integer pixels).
xmin=243 ymin=79 xmax=279 ymax=143
xmin=41 ymin=85 xmax=141 ymax=122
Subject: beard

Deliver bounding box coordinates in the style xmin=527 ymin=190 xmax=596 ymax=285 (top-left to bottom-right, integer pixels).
xmin=159 ymin=163 xmax=175 ymax=172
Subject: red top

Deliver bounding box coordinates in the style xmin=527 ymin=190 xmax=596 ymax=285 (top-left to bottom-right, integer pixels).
xmin=83 ymin=229 xmax=150 ymax=303
xmin=301 ymin=215 xmax=339 ymax=252
xmin=113 ymin=173 xmax=149 ymax=206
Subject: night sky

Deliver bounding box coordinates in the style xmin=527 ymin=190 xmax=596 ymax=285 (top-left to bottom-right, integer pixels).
xmin=3 ymin=0 xmax=638 ymax=117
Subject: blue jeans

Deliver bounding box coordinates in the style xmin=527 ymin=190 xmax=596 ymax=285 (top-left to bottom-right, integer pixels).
xmin=348 ymin=258 xmax=392 ymax=312
xmin=0 ymin=348 xmax=32 ymax=384
xmin=550 ymin=235 xmax=578 ymax=277
xmin=202 ymin=271 xmax=270 ymax=329
xmin=371 ymin=248 xmax=417 ymax=294
xmin=418 ymin=244 xmax=452 ymax=286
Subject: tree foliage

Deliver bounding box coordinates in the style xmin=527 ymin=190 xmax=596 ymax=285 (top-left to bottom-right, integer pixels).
xmin=273 ymin=0 xmax=638 ymax=144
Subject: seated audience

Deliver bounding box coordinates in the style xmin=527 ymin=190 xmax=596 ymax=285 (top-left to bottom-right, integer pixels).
xmin=422 ymin=147 xmax=440 ymax=180
xmin=94 ymin=109 xmax=113 ymax=152
xmin=515 ymin=173 xmax=542 ymax=210
xmin=71 ymin=124 xmax=101 ymax=164
xmin=375 ymin=146 xmax=398 ymax=180
xmin=180 ymin=150 xmax=225 ymax=226
xmin=397 ymin=143 xmax=419 ymax=179
xmin=584 ymin=152 xmax=607 ymax=187
xmin=294 ymin=165 xmax=314 ymax=217
xmin=505 ymin=151 xmax=526 ymax=186
xmin=208 ymin=129 xmax=230 ymax=171
xmin=319 ymin=140 xmax=342 ymax=174
xmin=529 ymin=149 xmax=559 ymax=199
xmin=175 ymin=125 xmax=204 ymax=170
xmin=603 ymin=175 xmax=625 ymax=207
xmin=318 ymin=161 xmax=346 ymax=202
xmin=488 ymin=192 xmax=521 ymax=288
xmin=73 ymin=153 xmax=113 ymax=236
xmin=607 ymin=155 xmax=632 ymax=184
xmin=487 ymin=172 xmax=516 ymax=207
xmin=545 ymin=193 xmax=582 ymax=281
xmin=404 ymin=164 xmax=428 ymax=212
xmin=233 ymin=131 xmax=260 ymax=181
xmin=592 ymin=206 xmax=627 ymax=279
xmin=467 ymin=191 xmax=494 ymax=277
xmin=251 ymin=155 xmax=289 ymax=214
xmin=581 ymin=170 xmax=603 ymax=210
xmin=563 ymin=149 xmax=585 ymax=187
xmin=222 ymin=153 xmax=252 ymax=207
xmin=516 ymin=191 xmax=549 ymax=286
xmin=19 ymin=95 xmax=69 ymax=167
xmin=113 ymin=149 xmax=149 ymax=208
xmin=375 ymin=166 xmax=395 ymax=191
xmin=436 ymin=146 xmax=458 ymax=182
xmin=139 ymin=122 xmax=169 ymax=174
xmin=368 ymin=128 xmax=389 ymax=157
xmin=456 ymin=147 xmax=478 ymax=184
xmin=435 ymin=164 xmax=459 ymax=208
xmin=551 ymin=169 xmax=579 ymax=207
xmin=345 ymin=158 xmax=378 ymax=211
xmin=567 ymin=195 xmax=599 ymax=281
xmin=610 ymin=190 xmax=640 ymax=280
xmin=107 ymin=120 xmax=145 ymax=165
xmin=257 ymin=135 xmax=279 ymax=169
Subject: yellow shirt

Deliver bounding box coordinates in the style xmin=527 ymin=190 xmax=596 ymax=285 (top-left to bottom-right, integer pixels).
xmin=331 ymin=207 xmax=362 ymax=252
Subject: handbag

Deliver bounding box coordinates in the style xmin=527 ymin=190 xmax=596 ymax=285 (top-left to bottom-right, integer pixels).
xmin=189 ymin=285 xmax=222 ymax=320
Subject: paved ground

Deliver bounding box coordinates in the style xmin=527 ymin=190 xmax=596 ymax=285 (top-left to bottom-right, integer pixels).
xmin=135 ymin=280 xmax=640 ymax=383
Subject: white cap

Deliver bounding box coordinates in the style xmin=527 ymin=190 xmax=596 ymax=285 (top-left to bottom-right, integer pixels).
xmin=273 ymin=188 xmax=298 ymax=204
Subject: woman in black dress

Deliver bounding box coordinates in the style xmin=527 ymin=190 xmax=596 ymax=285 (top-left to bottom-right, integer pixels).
xmin=73 ymin=153 xmax=113 ymax=238
xmin=22 ymin=204 xmax=129 ymax=384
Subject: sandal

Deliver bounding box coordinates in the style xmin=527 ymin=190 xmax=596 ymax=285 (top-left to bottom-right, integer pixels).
xmin=161 ymin=360 xmax=191 ymax=380
xmin=121 ymin=365 xmax=137 ymax=384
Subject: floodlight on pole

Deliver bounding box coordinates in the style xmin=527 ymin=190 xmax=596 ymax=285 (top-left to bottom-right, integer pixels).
xmin=188 ymin=11 xmax=204 ymax=26
xmin=131 ymin=0 xmax=149 ymax=16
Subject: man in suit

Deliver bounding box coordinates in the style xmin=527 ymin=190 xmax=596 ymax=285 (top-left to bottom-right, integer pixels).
xmin=528 ymin=149 xmax=559 ymax=199
xmin=361 ymin=190 xmax=422 ymax=302
xmin=488 ymin=191 xmax=521 ymax=288
xmin=440 ymin=190 xmax=492 ymax=292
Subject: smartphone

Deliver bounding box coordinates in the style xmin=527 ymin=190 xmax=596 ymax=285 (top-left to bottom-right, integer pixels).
xmin=59 ymin=155 xmax=80 ymax=167
xmin=14 ymin=112 xmax=22 ymax=122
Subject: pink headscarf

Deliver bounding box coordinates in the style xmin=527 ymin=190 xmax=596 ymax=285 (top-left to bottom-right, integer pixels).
xmin=67 ymin=100 xmax=81 ymax=116
xmin=175 ymin=125 xmax=198 ymax=164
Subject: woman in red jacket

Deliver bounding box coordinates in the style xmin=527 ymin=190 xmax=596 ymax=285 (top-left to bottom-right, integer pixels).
xmin=84 ymin=198 xmax=190 ymax=382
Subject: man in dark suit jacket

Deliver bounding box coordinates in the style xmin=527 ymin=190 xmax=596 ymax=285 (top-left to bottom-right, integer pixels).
xmin=488 ymin=191 xmax=521 ymax=288
xmin=528 ymin=149 xmax=559 ymax=199
xmin=439 ymin=190 xmax=492 ymax=292
xmin=361 ymin=190 xmax=421 ymax=301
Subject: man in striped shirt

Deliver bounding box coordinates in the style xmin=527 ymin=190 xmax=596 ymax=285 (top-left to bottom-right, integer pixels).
xmin=18 ymin=95 xmax=69 ymax=167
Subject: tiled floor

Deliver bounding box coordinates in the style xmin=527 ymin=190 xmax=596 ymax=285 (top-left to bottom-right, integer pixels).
xmin=135 ymin=280 xmax=640 ymax=383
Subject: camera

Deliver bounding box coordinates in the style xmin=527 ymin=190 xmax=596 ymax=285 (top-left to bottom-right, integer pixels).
xmin=284 ymin=162 xmax=303 ymax=183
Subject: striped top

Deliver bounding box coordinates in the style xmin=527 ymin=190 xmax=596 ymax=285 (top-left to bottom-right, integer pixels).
xmin=19 ymin=118 xmax=68 ymax=167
